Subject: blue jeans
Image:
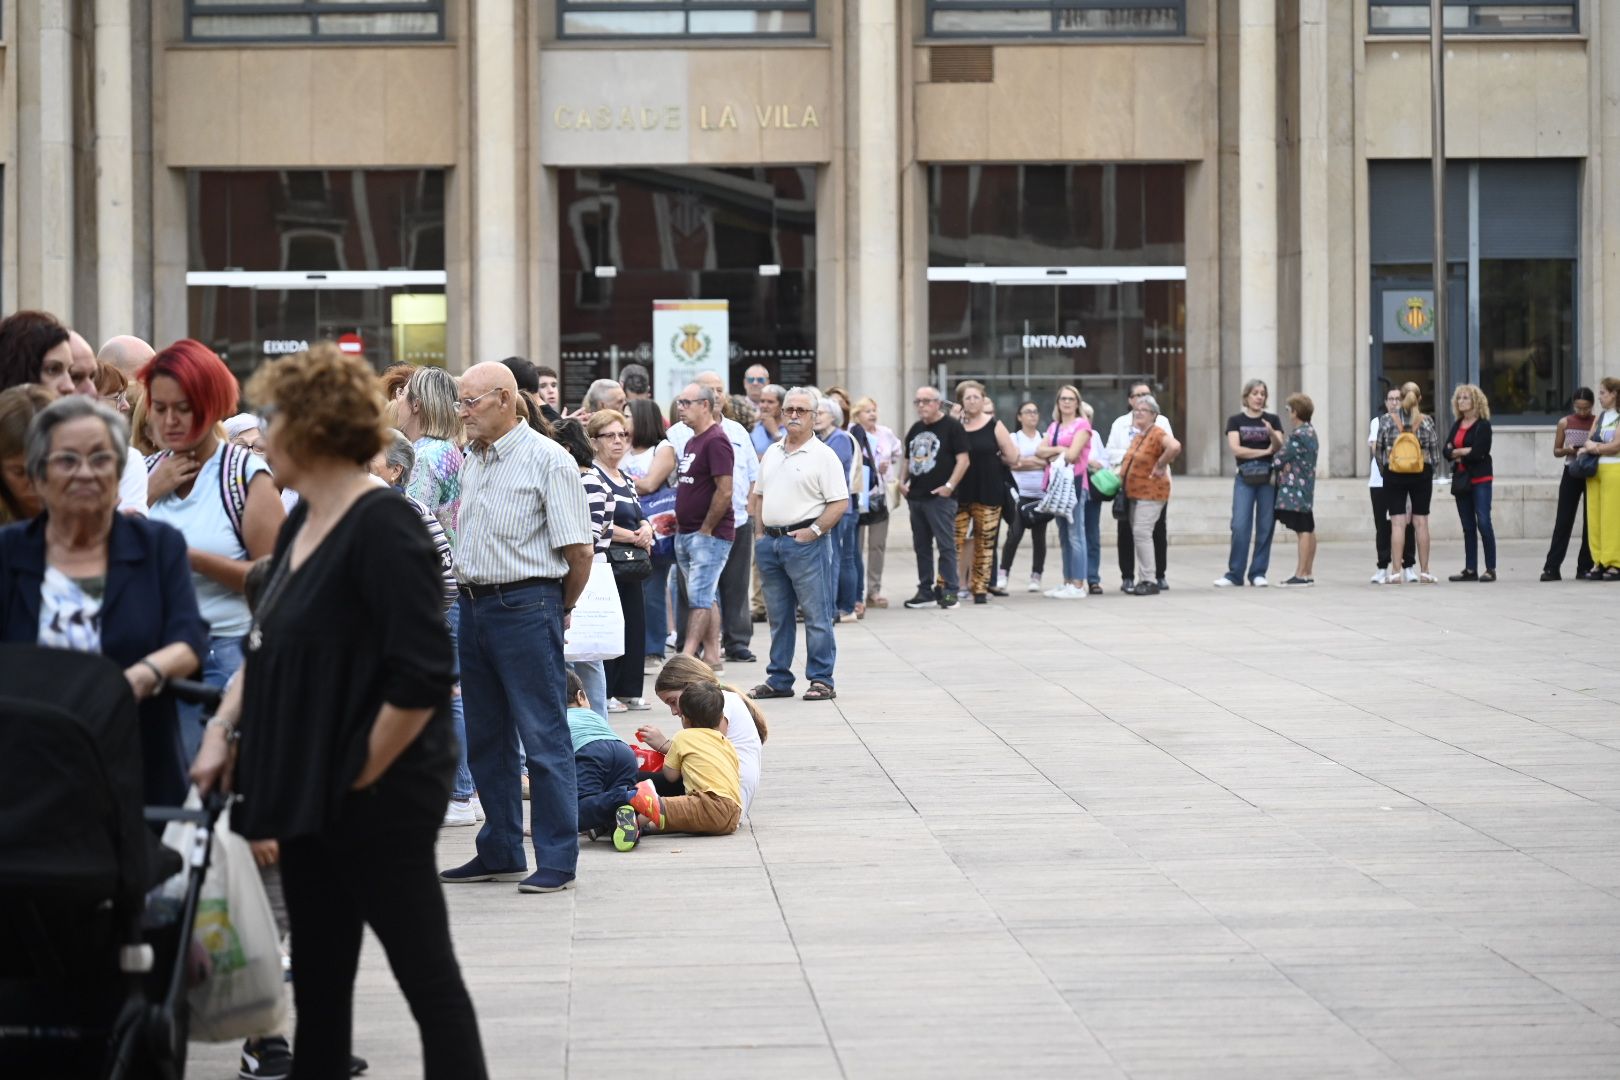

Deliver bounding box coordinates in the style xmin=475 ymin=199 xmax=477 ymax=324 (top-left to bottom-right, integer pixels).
xmin=457 ymin=581 xmax=576 ymax=876
xmin=569 ymin=660 xmax=609 ymax=724
xmin=757 ymin=532 xmax=837 ymax=691
xmin=178 ymin=633 xmax=245 ymax=765
xmin=643 ymin=557 xmax=673 ymax=657
xmin=446 ymin=604 xmax=473 ymax=801
xmin=1225 ymin=477 xmax=1277 ymax=584
xmin=675 ymin=531 xmax=732 ymax=609
xmin=1456 ymin=479 xmax=1497 ymax=572
xmin=1084 ymin=489 xmax=1103 ymax=585
xmin=834 ymin=514 xmax=862 ymax=617
xmin=1055 ymin=489 xmax=1089 ymax=583
xmin=574 ymin=738 xmax=639 ymax=834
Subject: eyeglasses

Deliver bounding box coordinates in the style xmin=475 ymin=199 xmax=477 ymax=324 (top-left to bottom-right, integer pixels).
xmin=456 ymin=388 xmax=500 ymax=411
xmin=595 ymin=430 xmax=630 ymax=441
xmin=46 ymin=450 xmax=121 ymax=476
xmin=744 ymin=376 xmax=768 ymax=384
xmin=676 ymin=397 xmax=710 ymax=409
xmin=913 ymin=397 xmax=939 ymax=406
xmin=782 ymin=406 xmax=811 ymax=416
xmin=102 ymin=392 xmax=129 ymax=410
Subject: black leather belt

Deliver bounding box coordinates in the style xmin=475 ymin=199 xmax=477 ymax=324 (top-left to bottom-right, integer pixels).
xmin=762 ymin=519 xmax=817 ymax=538
xmin=459 ymin=576 xmax=558 ymax=599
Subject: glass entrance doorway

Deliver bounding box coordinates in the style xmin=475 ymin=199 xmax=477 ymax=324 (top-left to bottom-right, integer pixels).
xmin=187 ymin=270 xmax=448 ymax=383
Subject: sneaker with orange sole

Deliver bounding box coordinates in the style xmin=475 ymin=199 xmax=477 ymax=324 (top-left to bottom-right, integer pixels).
xmin=630 ymin=779 xmax=665 ymax=831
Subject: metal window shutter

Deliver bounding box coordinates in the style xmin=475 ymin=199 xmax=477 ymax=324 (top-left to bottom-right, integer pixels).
xmin=1478 ymin=161 xmax=1578 ymax=260
xmin=1369 ymin=161 xmax=1468 ymax=265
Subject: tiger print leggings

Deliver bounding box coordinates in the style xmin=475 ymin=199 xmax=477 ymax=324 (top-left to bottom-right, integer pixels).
xmin=945 ymin=502 xmax=1003 ymax=597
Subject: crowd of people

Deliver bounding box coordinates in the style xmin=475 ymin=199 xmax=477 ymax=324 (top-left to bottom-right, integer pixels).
xmin=4 ymin=301 xmax=1619 ymax=1076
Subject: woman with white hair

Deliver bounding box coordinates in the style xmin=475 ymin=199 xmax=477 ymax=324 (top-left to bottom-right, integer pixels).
xmin=1119 ymin=395 xmax=1182 ymax=596
xmin=814 ymin=396 xmax=863 ymax=621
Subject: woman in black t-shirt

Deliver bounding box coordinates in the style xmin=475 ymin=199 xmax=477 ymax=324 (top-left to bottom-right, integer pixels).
xmin=190 ymin=343 xmax=487 ymax=1080
xmin=952 ymin=380 xmax=1019 ymax=604
xmin=1217 ymin=379 xmax=1284 ymax=588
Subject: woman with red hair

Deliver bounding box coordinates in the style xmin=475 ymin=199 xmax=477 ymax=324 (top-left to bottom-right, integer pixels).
xmin=142 ymin=339 xmax=285 ymax=761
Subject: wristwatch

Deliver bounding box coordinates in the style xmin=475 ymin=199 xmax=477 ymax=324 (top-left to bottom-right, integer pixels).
xmin=809 ymin=523 xmax=824 ymax=537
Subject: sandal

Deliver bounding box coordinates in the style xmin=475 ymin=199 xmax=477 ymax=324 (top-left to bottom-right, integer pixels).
xmin=867 ymin=596 xmax=889 ymax=608
xmin=748 ymin=683 xmax=794 ymax=700
xmin=1418 ymin=572 xmax=1438 ymax=584
xmin=1603 ymin=567 xmax=1620 ymax=581
xmin=802 ymin=681 xmax=837 ymax=702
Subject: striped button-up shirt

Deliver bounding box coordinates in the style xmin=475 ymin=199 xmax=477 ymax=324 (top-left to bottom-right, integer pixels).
xmin=454 ymin=421 xmax=593 ymax=585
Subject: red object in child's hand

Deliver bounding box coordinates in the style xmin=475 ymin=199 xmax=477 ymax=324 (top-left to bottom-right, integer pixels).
xmin=632 ymin=743 xmax=665 ymax=773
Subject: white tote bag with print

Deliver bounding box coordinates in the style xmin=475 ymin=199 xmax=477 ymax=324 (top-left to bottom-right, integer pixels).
xmin=563 ymin=560 xmax=626 ymax=662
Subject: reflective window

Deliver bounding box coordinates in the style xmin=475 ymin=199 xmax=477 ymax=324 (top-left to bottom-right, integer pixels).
xmin=187 ymin=0 xmax=444 ymax=41
xmin=557 ymin=168 xmax=818 ymax=398
xmin=1369 ymin=1 xmax=1577 ymax=34
xmin=559 ymin=0 xmax=813 ymax=38
xmin=928 ymin=0 xmax=1183 ymax=37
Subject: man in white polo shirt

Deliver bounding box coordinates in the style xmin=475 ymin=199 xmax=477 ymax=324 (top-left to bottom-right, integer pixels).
xmin=747 ymin=387 xmax=849 ymax=703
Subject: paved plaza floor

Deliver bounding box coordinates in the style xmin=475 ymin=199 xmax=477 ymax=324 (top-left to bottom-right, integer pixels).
xmin=192 ymin=539 xmax=1620 ymax=1079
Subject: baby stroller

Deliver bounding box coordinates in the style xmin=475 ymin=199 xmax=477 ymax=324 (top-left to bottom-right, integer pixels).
xmin=0 ymin=642 xmax=225 ymax=1079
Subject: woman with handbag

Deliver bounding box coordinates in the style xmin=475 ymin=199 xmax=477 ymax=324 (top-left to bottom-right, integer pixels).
xmin=999 ymin=401 xmax=1052 ymax=593
xmin=1036 ymin=385 xmax=1094 ymax=601
xmin=591 ymin=409 xmax=655 ymax=711
xmin=1443 ymin=384 xmax=1497 ymax=583
xmin=1576 ymin=377 xmax=1620 ymax=580
xmin=1216 ymin=379 xmax=1284 ymax=588
xmin=1541 ymin=387 xmax=1596 ymax=581
xmin=553 ymin=417 xmax=616 ymax=719
xmin=627 ymin=398 xmax=679 ymax=666
xmin=1119 ymin=395 xmax=1181 ymax=596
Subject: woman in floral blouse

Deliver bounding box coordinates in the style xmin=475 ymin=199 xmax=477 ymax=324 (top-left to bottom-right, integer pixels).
xmin=1274 ymin=393 xmax=1320 ymax=587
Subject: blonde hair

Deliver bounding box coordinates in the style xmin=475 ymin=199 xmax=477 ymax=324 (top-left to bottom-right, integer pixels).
xmin=852 ymin=395 xmax=877 ymax=421
xmin=1051 ymin=384 xmax=1082 ymax=423
xmin=653 ymin=655 xmax=769 ymax=743
xmin=128 ymin=387 xmax=159 ymax=455
xmin=1400 ymin=381 xmax=1425 ymax=428
xmin=1452 ymin=383 xmax=1490 ymax=421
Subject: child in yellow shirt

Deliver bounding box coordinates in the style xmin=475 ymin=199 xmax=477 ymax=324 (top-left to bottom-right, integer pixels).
xmin=629 ymin=682 xmax=742 ymax=836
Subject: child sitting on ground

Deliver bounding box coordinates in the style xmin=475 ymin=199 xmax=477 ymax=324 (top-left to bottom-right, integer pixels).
xmin=630 ymin=681 xmax=742 ymax=837
xmin=564 ymin=669 xmax=643 ymax=852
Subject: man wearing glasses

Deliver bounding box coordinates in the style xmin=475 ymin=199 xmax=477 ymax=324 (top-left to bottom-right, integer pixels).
xmin=1105 ymin=382 xmax=1174 ymax=592
xmin=747 ymin=388 xmax=848 ymax=702
xmin=743 ymin=364 xmax=771 ymax=406
xmin=440 ymin=362 xmax=595 ymax=895
xmin=898 ymin=387 xmax=969 ymax=609
xmin=671 ymin=381 xmax=736 ymax=668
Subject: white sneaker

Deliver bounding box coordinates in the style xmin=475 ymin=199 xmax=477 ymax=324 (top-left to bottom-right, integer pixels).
xmin=996 ymin=569 xmax=1009 ymax=591
xmin=644 ymin=656 xmax=663 ymax=675
xmin=1051 ymin=583 xmax=1087 ymax=600
xmin=1044 ymin=586 xmax=1065 ymax=598
xmin=665 ymin=631 xmax=677 ymax=648
xmin=1027 ymin=573 xmax=1042 ymax=593
xmin=1403 ymin=567 xmax=1419 ymax=584
xmin=442 ymin=799 xmax=478 ymax=828
xmin=1371 ymin=569 xmax=1387 ymax=584
xmin=1213 ymin=577 xmax=1237 ymax=588
xmin=470 ymin=794 xmax=485 ymax=822
xmin=1252 ymin=575 xmax=1269 ymax=588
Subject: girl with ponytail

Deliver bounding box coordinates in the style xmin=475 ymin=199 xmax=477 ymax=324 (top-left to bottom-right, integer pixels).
xmin=643 ymin=655 xmax=767 ymax=816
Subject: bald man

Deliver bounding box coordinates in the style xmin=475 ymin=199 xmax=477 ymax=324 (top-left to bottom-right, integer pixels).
xmin=443 ymin=361 xmax=595 ymax=894
xmin=98 ymin=334 xmax=156 ymax=382
xmin=65 ymin=329 xmax=147 ymax=514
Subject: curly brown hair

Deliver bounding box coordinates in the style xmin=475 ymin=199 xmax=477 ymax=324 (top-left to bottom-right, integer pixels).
xmin=245 ymin=342 xmax=389 ymax=466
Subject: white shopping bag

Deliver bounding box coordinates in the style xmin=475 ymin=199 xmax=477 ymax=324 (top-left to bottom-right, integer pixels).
xmin=161 ymin=793 xmax=287 ymax=1042
xmin=563 ymin=561 xmax=626 ymax=662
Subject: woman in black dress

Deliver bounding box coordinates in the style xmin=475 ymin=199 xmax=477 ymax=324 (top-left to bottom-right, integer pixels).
xmin=191 ymin=343 xmax=486 ymax=1079
xmin=590 ymin=408 xmax=653 ymax=710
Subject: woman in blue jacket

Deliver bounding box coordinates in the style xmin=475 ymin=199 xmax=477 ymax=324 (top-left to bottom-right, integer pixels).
xmin=0 ymin=396 xmax=206 ymax=806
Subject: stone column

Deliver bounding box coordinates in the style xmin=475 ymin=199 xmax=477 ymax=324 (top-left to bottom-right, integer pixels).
xmin=1293 ymin=0 xmax=1333 ymax=465
xmin=18 ymin=1 xmax=78 ymax=316
xmin=1597 ymin=0 xmax=1620 ymax=389
xmin=470 ymin=0 xmax=525 ymax=364
xmin=95 ymin=0 xmax=136 ymax=342
xmin=844 ymin=0 xmax=902 ymax=410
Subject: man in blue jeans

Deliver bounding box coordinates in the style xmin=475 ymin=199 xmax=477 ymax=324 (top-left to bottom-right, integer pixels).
xmin=747 ymin=388 xmax=850 ymax=703
xmin=439 ymin=363 xmax=594 ymax=895
xmin=672 ymin=382 xmax=735 ymax=666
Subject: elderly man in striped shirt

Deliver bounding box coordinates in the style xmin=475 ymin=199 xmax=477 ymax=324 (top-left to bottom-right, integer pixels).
xmin=439 ymin=362 xmax=595 ymax=895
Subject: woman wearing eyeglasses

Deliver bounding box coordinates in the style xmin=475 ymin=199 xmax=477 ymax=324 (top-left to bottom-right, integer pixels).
xmin=0 ymin=396 xmax=207 ymax=807
xmin=591 ymin=409 xmax=655 ymax=710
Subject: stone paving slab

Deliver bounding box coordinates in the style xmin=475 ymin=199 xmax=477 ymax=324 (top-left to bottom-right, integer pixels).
xmin=190 ymin=540 xmax=1620 ymax=1079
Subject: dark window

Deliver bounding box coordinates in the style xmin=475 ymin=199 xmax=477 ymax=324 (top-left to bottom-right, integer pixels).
xmin=927 ymin=0 xmax=1183 ymax=37
xmin=559 ymin=0 xmax=813 ymax=38
xmin=1368 ymin=1 xmax=1577 ymax=34
xmin=186 ymin=1 xmax=445 ymax=42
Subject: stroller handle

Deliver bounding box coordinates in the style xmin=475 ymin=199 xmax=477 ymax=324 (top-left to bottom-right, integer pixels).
xmin=167 ymin=678 xmax=223 ymax=713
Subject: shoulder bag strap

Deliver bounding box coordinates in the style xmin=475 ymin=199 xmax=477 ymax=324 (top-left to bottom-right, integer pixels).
xmin=218 ymin=443 xmax=251 ymax=549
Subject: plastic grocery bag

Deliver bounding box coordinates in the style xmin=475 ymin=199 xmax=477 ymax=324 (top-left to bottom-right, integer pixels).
xmin=161 ymin=793 xmax=286 ymax=1042
xmin=563 ymin=560 xmax=626 ymax=662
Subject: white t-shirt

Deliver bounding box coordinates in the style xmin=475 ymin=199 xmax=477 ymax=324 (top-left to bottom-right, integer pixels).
xmin=722 ymin=689 xmax=762 ymax=816
xmin=147 ymin=442 xmax=271 ymax=638
xmin=118 ymin=446 xmax=147 ymax=514
xmin=1367 ymin=418 xmax=1385 ymax=488
xmin=1011 ymin=430 xmax=1047 ymax=498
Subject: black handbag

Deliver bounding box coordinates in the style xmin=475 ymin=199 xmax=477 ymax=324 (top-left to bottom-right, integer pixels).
xmin=1111 ymin=488 xmax=1132 ymax=521
xmin=1450 ymin=468 xmax=1471 ymax=497
xmin=1238 ymin=459 xmax=1274 ymax=486
xmin=606 ymin=542 xmax=653 ymax=582
xmin=1568 ymin=453 xmax=1599 ymax=480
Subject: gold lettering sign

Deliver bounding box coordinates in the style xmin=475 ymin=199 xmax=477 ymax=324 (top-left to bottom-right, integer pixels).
xmin=550 ymin=102 xmax=819 ymax=134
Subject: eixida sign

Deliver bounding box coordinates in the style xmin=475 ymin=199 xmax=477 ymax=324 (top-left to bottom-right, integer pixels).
xmin=551 ymin=103 xmax=821 ymax=133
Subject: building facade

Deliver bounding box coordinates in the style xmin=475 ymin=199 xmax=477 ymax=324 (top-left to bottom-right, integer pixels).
xmin=0 ymin=0 xmax=1611 ymax=478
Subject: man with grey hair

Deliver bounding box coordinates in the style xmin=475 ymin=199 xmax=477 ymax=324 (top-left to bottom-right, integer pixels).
xmin=747 ymin=387 xmax=848 ymax=701
xmin=582 ymin=377 xmax=626 ymax=415
xmin=619 ymin=363 xmax=652 ymax=401
xmin=899 ymin=385 xmax=969 ymax=609
xmin=60 ymin=329 xmax=147 ymax=516
xmin=671 ymin=380 xmax=735 ymax=667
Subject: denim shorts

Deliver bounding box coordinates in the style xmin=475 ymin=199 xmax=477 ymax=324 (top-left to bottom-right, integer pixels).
xmin=675 ymin=531 xmax=733 ymax=609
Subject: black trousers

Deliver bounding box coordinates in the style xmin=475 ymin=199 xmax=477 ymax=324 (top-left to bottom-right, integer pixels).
xmin=1544 ymin=468 xmax=1594 ymax=576
xmin=675 ymin=518 xmax=753 ymax=655
xmin=1117 ymin=503 xmax=1168 ymax=581
xmin=1000 ymin=505 xmax=1049 ymax=576
xmin=1370 ymin=487 xmax=1416 ymax=569
xmin=279 ymin=778 xmax=487 ymax=1080
xmin=604 ymin=573 xmax=646 ymax=699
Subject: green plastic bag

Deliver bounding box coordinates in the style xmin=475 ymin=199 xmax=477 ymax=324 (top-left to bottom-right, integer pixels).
xmin=1089 ymin=467 xmax=1121 ymax=498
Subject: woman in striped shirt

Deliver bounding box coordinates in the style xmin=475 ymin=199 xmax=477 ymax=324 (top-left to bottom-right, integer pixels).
xmin=553 ymin=418 xmax=615 ymax=720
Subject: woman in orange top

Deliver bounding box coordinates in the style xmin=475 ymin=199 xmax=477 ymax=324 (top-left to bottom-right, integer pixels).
xmin=1120 ymin=395 xmax=1182 ymax=596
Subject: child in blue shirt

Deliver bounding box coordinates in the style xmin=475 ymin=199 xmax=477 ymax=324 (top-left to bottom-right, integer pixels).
xmin=565 ymin=669 xmax=642 ymax=851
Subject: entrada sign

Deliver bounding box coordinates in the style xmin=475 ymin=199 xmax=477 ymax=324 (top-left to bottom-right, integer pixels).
xmin=1022 ymin=334 xmax=1088 ymax=349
